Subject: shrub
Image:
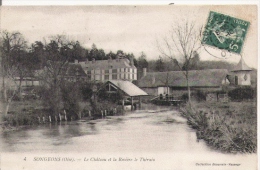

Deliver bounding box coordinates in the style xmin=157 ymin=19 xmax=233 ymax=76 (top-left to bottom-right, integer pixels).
xmin=228 ymin=86 xmax=255 ymax=101
xmin=180 ymin=102 xmax=257 ymax=153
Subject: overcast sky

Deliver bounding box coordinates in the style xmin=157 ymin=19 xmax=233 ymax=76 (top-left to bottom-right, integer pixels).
xmin=0 ymin=5 xmax=257 ymax=68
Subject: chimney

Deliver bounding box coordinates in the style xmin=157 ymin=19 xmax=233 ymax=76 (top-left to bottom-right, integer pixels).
xmin=92 ymin=58 xmax=95 ymax=63
xmin=74 ymin=59 xmax=78 ymax=63
xmin=143 ymin=68 xmax=147 ymax=77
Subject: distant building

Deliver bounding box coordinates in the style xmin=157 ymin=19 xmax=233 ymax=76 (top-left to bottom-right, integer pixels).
xmin=138 ymin=69 xmax=230 ymax=96
xmin=138 ymin=57 xmax=253 ymax=98
xmin=62 ymin=63 xmax=88 ymax=82
xmin=230 ymin=57 xmax=252 ymax=86
xmin=76 ymin=57 xmax=137 ymax=82
xmin=37 ymin=62 xmax=88 ymax=87
xmin=8 ymin=71 xmax=40 ymax=90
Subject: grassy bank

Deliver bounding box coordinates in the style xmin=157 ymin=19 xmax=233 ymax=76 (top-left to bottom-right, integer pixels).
xmin=180 ymin=101 xmax=257 ymax=153
xmin=1 ymin=100 xmax=125 ymax=130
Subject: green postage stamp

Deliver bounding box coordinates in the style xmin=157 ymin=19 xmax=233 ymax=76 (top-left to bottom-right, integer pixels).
xmin=202 ymin=11 xmax=250 ymax=54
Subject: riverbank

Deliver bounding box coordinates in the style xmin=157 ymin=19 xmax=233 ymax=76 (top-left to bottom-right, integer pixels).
xmin=180 ymin=101 xmax=257 ymax=153
xmin=0 ymin=100 xmax=126 ymax=132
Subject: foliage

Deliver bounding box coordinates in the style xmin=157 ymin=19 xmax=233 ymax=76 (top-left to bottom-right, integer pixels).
xmin=80 ymin=82 xmax=93 ymax=101
xmin=180 ymin=101 xmax=257 ymax=153
xmin=137 ymin=51 xmax=148 ymax=69
xmin=228 ymin=86 xmax=256 ymax=101
xmin=61 ymin=81 xmax=83 ymax=119
xmin=155 ymin=56 xmax=165 ymax=72
xmin=2 ymin=108 xmax=40 ymax=126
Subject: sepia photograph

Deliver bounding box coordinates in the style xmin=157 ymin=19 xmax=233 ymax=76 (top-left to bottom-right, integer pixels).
xmin=0 ymin=3 xmax=258 ymax=170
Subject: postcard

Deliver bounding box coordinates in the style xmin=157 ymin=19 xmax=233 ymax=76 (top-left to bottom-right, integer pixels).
xmin=0 ymin=4 xmax=258 ymax=170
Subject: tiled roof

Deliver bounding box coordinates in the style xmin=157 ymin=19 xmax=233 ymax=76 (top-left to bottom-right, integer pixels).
xmin=231 ymin=57 xmax=252 ymax=71
xmin=138 ymin=69 xmax=229 ymax=88
xmin=108 ymin=80 xmax=148 ymax=97
xmin=65 ymin=63 xmax=87 ymax=77
xmin=78 ymin=58 xmax=136 ymax=70
xmin=39 ymin=61 xmax=87 ymax=77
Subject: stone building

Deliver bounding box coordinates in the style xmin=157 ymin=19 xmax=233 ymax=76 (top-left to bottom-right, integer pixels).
xmin=77 ymin=57 xmax=137 ymax=82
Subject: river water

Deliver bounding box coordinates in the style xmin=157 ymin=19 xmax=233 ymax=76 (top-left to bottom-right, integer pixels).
xmin=0 ymin=105 xmax=257 ymax=170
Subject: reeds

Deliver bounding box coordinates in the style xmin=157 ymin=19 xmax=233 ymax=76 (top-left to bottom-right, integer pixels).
xmin=180 ymin=102 xmax=257 ymax=153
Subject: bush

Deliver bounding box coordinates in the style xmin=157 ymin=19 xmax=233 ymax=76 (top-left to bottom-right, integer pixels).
xmin=2 ymin=109 xmax=40 ymax=126
xmin=193 ymin=90 xmax=206 ymax=101
xmin=90 ymin=99 xmax=124 ymax=118
xmin=228 ymin=86 xmax=256 ymax=101
xmin=180 ymin=102 xmax=257 ymax=153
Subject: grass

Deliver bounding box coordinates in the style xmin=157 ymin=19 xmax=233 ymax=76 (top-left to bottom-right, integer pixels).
xmin=180 ymin=101 xmax=257 ymax=153
xmin=2 ymin=100 xmax=44 ymax=127
xmin=1 ymin=99 xmax=125 ymax=129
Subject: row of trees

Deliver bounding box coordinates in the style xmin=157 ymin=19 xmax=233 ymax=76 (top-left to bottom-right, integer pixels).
xmin=0 ymin=21 xmax=210 ymax=114
xmin=0 ymin=30 xmax=151 ymax=116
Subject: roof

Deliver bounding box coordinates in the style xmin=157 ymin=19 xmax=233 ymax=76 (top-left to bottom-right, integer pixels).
xmin=37 ymin=62 xmax=87 ymax=77
xmin=231 ymin=57 xmax=252 ymax=72
xmin=108 ymin=80 xmax=148 ymax=97
xmin=138 ymin=69 xmax=229 ymax=88
xmin=78 ymin=58 xmax=136 ymax=71
xmin=65 ymin=63 xmax=87 ymax=77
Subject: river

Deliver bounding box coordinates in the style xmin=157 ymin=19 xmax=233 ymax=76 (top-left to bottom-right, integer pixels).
xmin=0 ymin=105 xmax=257 ymax=170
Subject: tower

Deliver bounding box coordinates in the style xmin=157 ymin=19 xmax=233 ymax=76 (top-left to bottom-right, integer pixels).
xmin=231 ymin=57 xmax=252 ymax=86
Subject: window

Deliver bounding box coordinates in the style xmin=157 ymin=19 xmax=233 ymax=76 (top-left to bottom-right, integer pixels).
xmin=95 ymin=69 xmax=100 ymax=74
xmin=244 ymin=74 xmax=247 ymax=81
xmin=112 ymin=74 xmax=117 ymax=80
xmin=112 ymin=69 xmax=117 ymax=73
xmin=105 ymin=70 xmax=109 ymax=74
xmin=105 ymin=75 xmax=109 ymax=80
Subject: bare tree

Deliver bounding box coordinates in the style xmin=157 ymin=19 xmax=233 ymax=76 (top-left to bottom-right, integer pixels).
xmin=37 ymin=35 xmax=73 ymax=116
xmin=0 ymin=30 xmax=28 ymax=115
xmin=157 ymin=21 xmax=202 ymax=103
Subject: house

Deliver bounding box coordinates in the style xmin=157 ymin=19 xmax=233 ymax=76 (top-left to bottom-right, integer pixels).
xmin=62 ymin=63 xmax=88 ymax=82
xmin=138 ymin=69 xmax=230 ymax=96
xmin=77 ymin=57 xmax=137 ymax=82
xmin=8 ymin=70 xmax=40 ymax=90
xmin=36 ymin=61 xmax=88 ymax=86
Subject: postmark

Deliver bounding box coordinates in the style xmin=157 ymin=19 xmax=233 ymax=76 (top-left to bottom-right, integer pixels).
xmin=202 ymin=11 xmax=250 ymax=54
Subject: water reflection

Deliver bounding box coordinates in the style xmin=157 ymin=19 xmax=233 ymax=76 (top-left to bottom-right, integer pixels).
xmin=0 ymin=106 xmax=257 ymax=167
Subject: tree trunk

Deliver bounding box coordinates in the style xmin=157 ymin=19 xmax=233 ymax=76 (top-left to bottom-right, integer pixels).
xmin=2 ymin=76 xmax=7 ymax=102
xmin=188 ymin=85 xmax=191 ymax=103
xmin=185 ymin=71 xmax=191 ymax=105
xmin=4 ymin=101 xmax=10 ymax=116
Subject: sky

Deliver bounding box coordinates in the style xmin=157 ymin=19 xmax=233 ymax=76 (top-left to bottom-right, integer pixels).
xmin=0 ymin=5 xmax=258 ymax=68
